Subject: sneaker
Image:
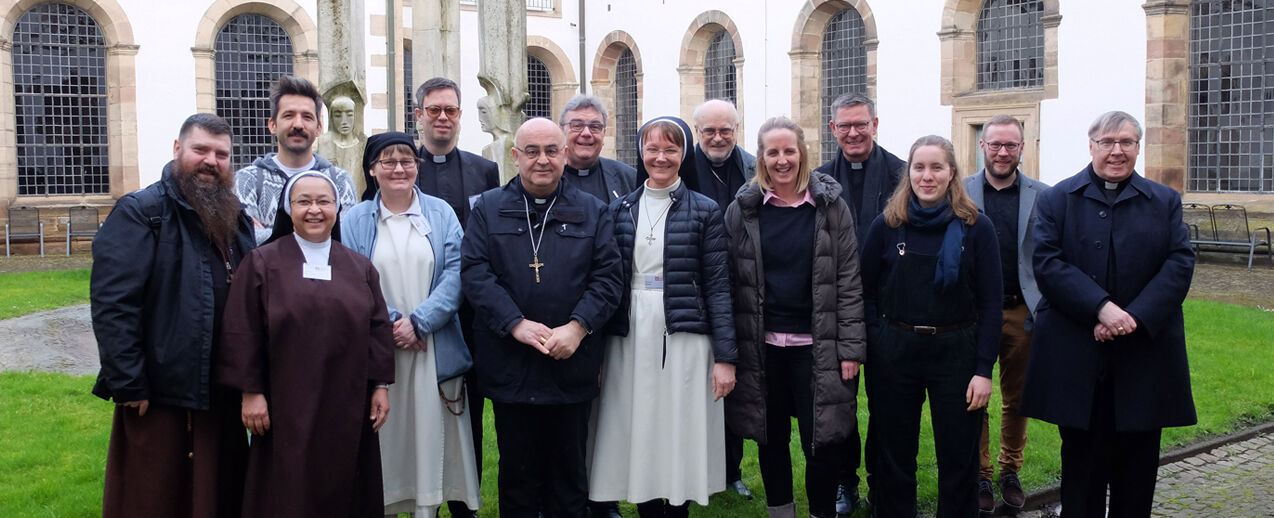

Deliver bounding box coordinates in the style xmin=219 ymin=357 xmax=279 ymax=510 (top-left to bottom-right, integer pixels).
xmin=728 ymin=479 xmax=754 ymax=500
xmin=977 ymin=478 xmax=995 ymax=514
xmin=834 ymin=484 xmax=857 ymax=516
xmin=999 ymin=472 xmax=1025 ymax=509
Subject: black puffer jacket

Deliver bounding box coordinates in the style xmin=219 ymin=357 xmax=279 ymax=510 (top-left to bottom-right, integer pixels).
xmin=723 ymin=172 xmax=866 ymax=447
xmin=605 ymin=180 xmax=737 ymax=364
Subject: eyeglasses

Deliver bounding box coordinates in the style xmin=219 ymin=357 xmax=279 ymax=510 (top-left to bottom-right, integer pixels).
xmin=515 ymin=146 xmax=562 ymax=160
xmin=699 ymin=127 xmax=735 ymax=139
xmin=1091 ymin=139 xmax=1140 ymax=151
xmin=290 ymin=198 xmax=336 ymax=209
xmin=832 ymin=121 xmax=872 ymax=135
xmin=376 ymin=158 xmax=419 ymax=170
xmin=984 ymin=141 xmax=1022 ymax=152
xmin=564 ymin=120 xmax=606 ymax=134
xmin=422 ymin=105 xmax=460 ymax=118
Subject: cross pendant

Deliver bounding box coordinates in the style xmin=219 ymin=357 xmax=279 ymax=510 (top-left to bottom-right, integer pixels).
xmin=644 ymin=234 xmax=657 ymax=245
xmin=529 ymin=254 xmax=544 ymax=283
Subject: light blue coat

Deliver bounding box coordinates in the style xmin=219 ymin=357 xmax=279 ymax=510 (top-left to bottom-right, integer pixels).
xmin=342 ymin=187 xmax=471 ymax=382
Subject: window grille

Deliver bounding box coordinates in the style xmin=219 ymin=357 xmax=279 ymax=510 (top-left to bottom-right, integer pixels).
xmin=705 ymin=31 xmax=737 ymax=104
xmin=976 ymin=0 xmax=1045 ymax=90
xmin=459 ymin=0 xmax=553 ymax=12
xmin=1188 ymin=0 xmax=1274 ymax=192
xmin=526 ymin=55 xmax=553 ymax=119
xmin=820 ymin=8 xmax=867 ymax=164
xmin=404 ymin=43 xmax=416 ymax=137
xmin=615 ymin=49 xmax=639 ymax=168
xmin=12 ymin=3 xmax=110 ymax=195
xmin=215 ymin=14 xmax=294 ymax=171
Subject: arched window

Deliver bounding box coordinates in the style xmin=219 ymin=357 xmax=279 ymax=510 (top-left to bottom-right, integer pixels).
xmin=820 ymin=8 xmax=867 ymax=163
xmin=214 ymin=14 xmax=295 ymax=170
xmin=526 ymin=55 xmax=553 ymax=119
xmin=614 ymin=49 xmax=639 ymax=167
xmin=12 ymin=2 xmax=109 ymax=195
xmin=1188 ymin=1 xmax=1274 ymax=193
xmin=404 ymin=41 xmax=415 ymax=136
xmin=976 ymin=0 xmax=1044 ymax=90
xmin=705 ymin=30 xmax=737 ymax=104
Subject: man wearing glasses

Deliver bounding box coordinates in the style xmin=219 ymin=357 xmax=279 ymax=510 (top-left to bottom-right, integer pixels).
xmin=813 ymin=92 xmax=903 ymax=516
xmin=687 ymin=99 xmax=756 ymax=211
xmin=1023 ymin=111 xmax=1195 ymax=516
xmin=963 ymin=115 xmax=1049 ymax=514
xmin=410 ymin=76 xmax=500 ymax=518
xmin=557 ymin=94 xmax=637 ymax=203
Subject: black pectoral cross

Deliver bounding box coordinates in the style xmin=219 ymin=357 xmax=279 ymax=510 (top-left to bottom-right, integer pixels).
xmin=529 ymin=254 xmax=544 ymax=283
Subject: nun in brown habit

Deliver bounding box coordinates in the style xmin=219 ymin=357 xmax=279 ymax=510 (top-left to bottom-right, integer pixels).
xmin=217 ymin=171 xmax=396 ymax=517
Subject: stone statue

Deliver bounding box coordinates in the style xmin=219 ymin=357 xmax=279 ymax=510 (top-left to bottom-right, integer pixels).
xmin=413 ymin=0 xmax=461 ymax=80
xmin=477 ymin=95 xmax=512 ymax=165
xmin=317 ymin=91 xmax=368 ymax=196
xmin=477 ymin=0 xmax=529 ymax=182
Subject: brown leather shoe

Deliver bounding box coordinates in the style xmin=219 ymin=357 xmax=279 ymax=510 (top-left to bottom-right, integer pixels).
xmin=1000 ymin=472 xmax=1025 ymax=509
xmin=978 ymin=478 xmax=995 ymax=514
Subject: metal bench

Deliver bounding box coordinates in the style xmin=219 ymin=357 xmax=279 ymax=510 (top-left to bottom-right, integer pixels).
xmin=1183 ymin=203 xmax=1272 ymax=270
xmin=5 ymin=206 xmax=45 ymax=257
xmin=66 ymin=206 xmax=101 ymax=256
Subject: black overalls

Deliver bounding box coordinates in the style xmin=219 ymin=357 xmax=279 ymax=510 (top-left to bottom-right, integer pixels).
xmin=868 ymin=226 xmax=983 ymax=518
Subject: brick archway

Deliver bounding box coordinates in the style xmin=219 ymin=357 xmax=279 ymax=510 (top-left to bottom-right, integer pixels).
xmin=527 ymin=35 xmax=578 ymax=121
xmin=191 ymin=0 xmax=319 ymax=113
xmin=591 ymin=30 xmax=643 ymax=161
xmin=677 ymin=10 xmax=745 ymax=126
xmin=789 ymin=0 xmax=879 ymax=164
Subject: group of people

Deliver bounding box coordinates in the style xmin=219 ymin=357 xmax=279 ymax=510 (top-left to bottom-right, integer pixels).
xmin=91 ymin=73 xmax=1197 ymax=518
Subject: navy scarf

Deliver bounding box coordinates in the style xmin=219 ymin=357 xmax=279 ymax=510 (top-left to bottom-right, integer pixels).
xmin=907 ymin=198 xmax=966 ymax=289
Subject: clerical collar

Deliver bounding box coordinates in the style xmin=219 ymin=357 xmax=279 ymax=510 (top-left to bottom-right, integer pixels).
xmin=423 ymin=148 xmax=453 ymax=164
xmin=570 ymin=164 xmax=593 ymax=177
xmin=850 ymin=162 xmax=864 ymax=170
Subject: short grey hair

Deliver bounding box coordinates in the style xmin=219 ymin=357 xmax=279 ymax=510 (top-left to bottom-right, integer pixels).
xmin=1088 ymin=110 xmax=1143 ymax=141
xmin=830 ymin=92 xmax=876 ymax=119
xmin=983 ymin=115 xmax=1024 ymax=140
xmin=692 ymin=99 xmax=739 ymax=127
xmin=558 ymin=94 xmax=608 ymax=126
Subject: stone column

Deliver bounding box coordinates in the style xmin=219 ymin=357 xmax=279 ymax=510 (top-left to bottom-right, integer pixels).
xmin=477 ymin=0 xmax=528 ymax=183
xmin=1143 ymin=0 xmax=1190 ymax=192
xmin=317 ymin=0 xmax=369 ymax=196
xmin=412 ymin=0 xmax=462 ymax=81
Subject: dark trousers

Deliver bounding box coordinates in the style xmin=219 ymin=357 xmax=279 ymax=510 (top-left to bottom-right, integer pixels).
xmin=756 ymin=345 xmax=843 ymax=518
xmin=636 ymin=499 xmax=689 ymax=518
xmin=448 ymin=305 xmax=483 ymax=517
xmin=838 ymin=374 xmax=863 ymax=493
xmin=869 ymin=327 xmax=982 ymax=518
xmin=493 ymin=400 xmax=592 ymax=518
xmin=726 ymin=426 xmax=745 ymax=483
xmin=1058 ymin=379 xmax=1161 ymax=518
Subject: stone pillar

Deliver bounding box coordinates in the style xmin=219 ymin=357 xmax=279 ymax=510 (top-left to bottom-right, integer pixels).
xmin=317 ymin=0 xmax=369 ymax=196
xmin=412 ymin=0 xmax=461 ymax=81
xmin=477 ymin=0 xmax=528 ymax=183
xmin=1143 ymin=0 xmax=1190 ymax=192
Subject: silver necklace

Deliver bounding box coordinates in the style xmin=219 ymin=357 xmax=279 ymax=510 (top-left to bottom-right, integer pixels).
xmin=643 ymin=191 xmax=674 ymax=245
xmin=523 ymin=194 xmax=557 ymax=283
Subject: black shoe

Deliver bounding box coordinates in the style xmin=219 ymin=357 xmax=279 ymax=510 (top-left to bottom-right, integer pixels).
xmin=977 ymin=478 xmax=995 ymax=515
xmin=606 ymin=501 xmax=624 ymax=518
xmin=834 ymin=484 xmax=858 ymax=516
xmin=999 ymin=472 xmax=1025 ymax=509
xmin=728 ymin=479 xmax=754 ymax=500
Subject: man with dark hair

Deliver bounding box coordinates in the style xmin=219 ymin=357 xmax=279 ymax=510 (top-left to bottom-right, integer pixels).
xmin=1024 ymin=111 xmax=1195 ymax=517
xmin=812 ymin=92 xmax=904 ymax=515
xmin=964 ymin=114 xmax=1049 ymax=513
xmin=401 ymin=76 xmax=500 ymax=518
xmin=93 ymin=113 xmax=255 ymax=518
xmin=462 ymin=118 xmax=623 ymax=518
xmin=558 ymin=94 xmax=636 ymax=203
xmin=233 ymin=75 xmax=358 ymax=244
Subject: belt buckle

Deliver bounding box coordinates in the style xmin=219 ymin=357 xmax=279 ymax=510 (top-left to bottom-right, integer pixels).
xmin=914 ymin=325 xmax=937 ymax=335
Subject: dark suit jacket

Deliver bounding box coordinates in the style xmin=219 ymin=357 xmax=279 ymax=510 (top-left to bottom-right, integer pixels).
xmin=965 ymin=170 xmax=1049 ymax=315
xmin=813 ymin=143 xmax=904 ymax=248
xmin=1021 ymin=165 xmax=1197 ymax=431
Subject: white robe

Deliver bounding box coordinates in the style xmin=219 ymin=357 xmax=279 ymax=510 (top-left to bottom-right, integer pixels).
xmin=374 ymin=202 xmax=481 ymax=516
xmin=587 ymin=179 xmax=726 ymax=505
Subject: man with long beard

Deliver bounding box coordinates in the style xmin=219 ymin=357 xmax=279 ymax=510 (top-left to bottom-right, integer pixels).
xmin=91 ymin=113 xmax=256 ymax=518
xmin=234 ymin=75 xmax=358 ymax=244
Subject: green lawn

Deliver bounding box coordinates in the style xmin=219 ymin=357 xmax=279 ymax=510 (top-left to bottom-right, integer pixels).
xmin=0 ymin=269 xmax=90 ymax=320
xmin=1 ymin=285 xmax=1272 ymax=516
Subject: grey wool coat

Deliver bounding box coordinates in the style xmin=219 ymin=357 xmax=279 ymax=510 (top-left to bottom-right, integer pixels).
xmin=722 ymin=171 xmax=866 ymax=448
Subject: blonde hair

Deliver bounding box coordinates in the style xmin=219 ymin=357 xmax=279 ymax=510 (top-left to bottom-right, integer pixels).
xmin=883 ymin=135 xmax=980 ymax=228
xmin=752 ymin=116 xmax=811 ymax=194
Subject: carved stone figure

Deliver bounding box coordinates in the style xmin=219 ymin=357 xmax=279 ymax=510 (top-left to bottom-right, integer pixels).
xmin=477 ymin=0 xmax=528 ymax=182
xmin=477 ymin=95 xmax=512 ymax=166
xmin=317 ymin=92 xmax=368 ymax=196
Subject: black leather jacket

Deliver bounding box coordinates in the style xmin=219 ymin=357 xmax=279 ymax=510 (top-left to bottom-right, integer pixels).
xmin=90 ymin=165 xmax=255 ymax=410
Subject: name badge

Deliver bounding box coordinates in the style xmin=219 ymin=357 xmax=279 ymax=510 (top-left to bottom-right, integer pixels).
xmin=468 ymin=193 xmax=482 ymax=209
xmin=409 ymin=214 xmax=431 ymax=237
xmin=644 ymin=274 xmax=664 ymax=290
xmin=303 ymin=262 xmax=331 ymax=281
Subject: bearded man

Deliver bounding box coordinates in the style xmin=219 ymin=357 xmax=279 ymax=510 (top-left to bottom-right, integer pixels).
xmin=92 ymin=113 xmax=257 ymax=518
